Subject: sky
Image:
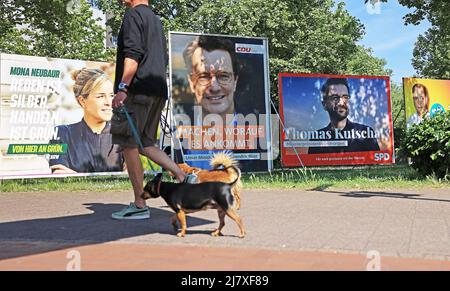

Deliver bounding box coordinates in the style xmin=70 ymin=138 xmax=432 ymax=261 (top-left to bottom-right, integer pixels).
xmin=339 ymin=0 xmax=431 ymax=84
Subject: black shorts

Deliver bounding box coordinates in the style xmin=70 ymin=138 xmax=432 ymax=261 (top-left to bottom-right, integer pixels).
xmin=112 ymin=93 xmax=166 ymax=148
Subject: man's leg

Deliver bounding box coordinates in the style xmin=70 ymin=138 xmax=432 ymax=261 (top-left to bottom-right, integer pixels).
xmin=140 ymin=146 xmax=186 ymax=182
xmin=111 ymin=146 xmax=150 ymax=220
xmin=122 ymin=147 xmax=146 ymax=208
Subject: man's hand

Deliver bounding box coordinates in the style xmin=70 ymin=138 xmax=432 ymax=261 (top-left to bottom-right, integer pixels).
xmin=113 ymin=91 xmax=128 ymax=108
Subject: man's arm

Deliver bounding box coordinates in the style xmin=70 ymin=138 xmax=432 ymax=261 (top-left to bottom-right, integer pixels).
xmin=113 ymin=9 xmax=144 ymax=108
xmin=112 ymin=57 xmax=139 ymax=108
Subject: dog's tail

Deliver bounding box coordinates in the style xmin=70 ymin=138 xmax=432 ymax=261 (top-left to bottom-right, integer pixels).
xmin=211 ymin=152 xmax=241 ymax=183
xmin=210 ymin=151 xmax=238 ymax=169
xmin=211 ymin=151 xmax=242 ymax=209
xmin=227 ymin=169 xmax=241 ymax=186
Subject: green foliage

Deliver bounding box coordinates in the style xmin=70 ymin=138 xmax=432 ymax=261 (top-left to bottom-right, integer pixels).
xmin=3 ymin=0 xmax=390 ymax=78
xmin=92 ymin=0 xmax=125 ymax=36
xmin=181 ymin=0 xmax=389 ymax=102
xmin=402 ymin=110 xmax=450 ymax=179
xmin=412 ymin=27 xmax=450 ymax=79
xmin=2 ymin=164 xmax=448 ymax=192
xmin=67 ymin=0 xmax=392 ymax=169
xmin=97 ymin=1 xmax=390 ymax=72
xmin=0 ymin=0 xmax=111 ymax=61
xmin=398 ymin=0 xmax=450 ymax=33
xmin=345 ymin=46 xmax=391 ymax=76
xmin=391 ymin=0 xmax=450 ymax=79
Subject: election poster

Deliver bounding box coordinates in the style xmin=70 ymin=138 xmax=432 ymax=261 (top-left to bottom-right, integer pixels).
xmin=169 ymin=32 xmax=273 ymax=172
xmin=279 ymin=73 xmax=394 ymax=167
xmin=0 ymin=53 xmax=127 ymax=178
xmin=403 ymin=77 xmax=450 ymax=129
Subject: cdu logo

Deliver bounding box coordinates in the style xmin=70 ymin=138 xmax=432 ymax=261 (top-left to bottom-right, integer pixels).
xmin=366 ymin=0 xmax=382 ymax=15
xmin=235 ymin=44 xmax=265 ymax=55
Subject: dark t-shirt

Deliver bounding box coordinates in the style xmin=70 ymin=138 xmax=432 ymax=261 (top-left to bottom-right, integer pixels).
xmin=49 ymin=120 xmax=124 ymax=173
xmin=114 ymin=4 xmax=168 ymax=97
xmin=308 ymin=119 xmax=380 ymax=154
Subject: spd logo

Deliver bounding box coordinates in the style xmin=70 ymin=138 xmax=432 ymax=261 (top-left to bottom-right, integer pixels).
xmin=374 ymin=153 xmax=390 ymax=161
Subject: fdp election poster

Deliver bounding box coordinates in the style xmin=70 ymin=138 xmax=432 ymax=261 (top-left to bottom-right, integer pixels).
xmin=0 ymin=53 xmax=126 ymax=178
xmin=169 ymin=32 xmax=272 ymax=172
xmin=279 ymin=73 xmax=394 ymax=167
xmin=403 ymin=77 xmax=450 ymax=129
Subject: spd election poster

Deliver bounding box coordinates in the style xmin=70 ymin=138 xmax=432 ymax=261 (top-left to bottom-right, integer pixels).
xmin=279 ymin=73 xmax=394 ymax=167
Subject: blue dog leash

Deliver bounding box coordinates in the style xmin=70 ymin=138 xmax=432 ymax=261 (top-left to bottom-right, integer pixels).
xmin=116 ymin=105 xmax=156 ymax=173
xmin=121 ymin=106 xmax=144 ymax=149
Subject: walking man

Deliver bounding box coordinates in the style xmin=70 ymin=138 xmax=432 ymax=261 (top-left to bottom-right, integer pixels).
xmin=111 ymin=0 xmax=192 ymax=220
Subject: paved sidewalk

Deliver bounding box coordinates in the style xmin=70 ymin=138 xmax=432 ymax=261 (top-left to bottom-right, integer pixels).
xmin=0 ymin=187 xmax=449 ymax=270
xmin=1 ymin=242 xmax=450 ymax=271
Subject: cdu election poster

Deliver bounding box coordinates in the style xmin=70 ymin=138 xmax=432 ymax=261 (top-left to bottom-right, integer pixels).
xmin=169 ymin=32 xmax=273 ymax=172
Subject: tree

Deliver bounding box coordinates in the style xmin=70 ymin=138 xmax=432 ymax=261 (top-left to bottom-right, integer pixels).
xmin=398 ymin=0 xmax=450 ymax=79
xmin=2 ymin=0 xmax=391 ymax=90
xmin=412 ymin=27 xmax=450 ymax=79
xmin=96 ymin=0 xmax=390 ymax=102
xmin=397 ymin=0 xmax=450 ymax=33
xmin=0 ymin=0 xmax=112 ymax=61
xmin=367 ymin=0 xmax=450 ymax=79
xmin=345 ymin=46 xmax=391 ymax=76
xmin=93 ymin=0 xmax=205 ymax=35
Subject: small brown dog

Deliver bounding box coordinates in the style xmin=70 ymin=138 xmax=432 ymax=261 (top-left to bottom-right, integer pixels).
xmin=175 ymin=152 xmax=243 ymax=209
xmin=142 ymin=173 xmax=246 ymax=238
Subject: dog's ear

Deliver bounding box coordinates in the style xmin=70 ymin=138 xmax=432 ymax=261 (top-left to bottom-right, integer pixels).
xmin=144 ymin=173 xmax=162 ymax=198
xmin=143 ymin=179 xmax=153 ymax=197
xmin=152 ymin=173 xmax=163 ymax=182
xmin=143 ymin=178 xmax=160 ymax=199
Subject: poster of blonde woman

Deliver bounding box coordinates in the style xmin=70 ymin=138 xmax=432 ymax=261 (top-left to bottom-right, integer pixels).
xmin=0 ymin=53 xmax=125 ymax=178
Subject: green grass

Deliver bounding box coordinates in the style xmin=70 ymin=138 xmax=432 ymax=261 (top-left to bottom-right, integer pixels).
xmin=0 ymin=164 xmax=448 ymax=193
xmin=0 ymin=175 xmax=132 ymax=193
xmin=244 ymin=165 xmax=449 ymax=190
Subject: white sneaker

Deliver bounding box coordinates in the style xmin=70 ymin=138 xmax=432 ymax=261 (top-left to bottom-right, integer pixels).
xmin=111 ymin=203 xmax=150 ymax=220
